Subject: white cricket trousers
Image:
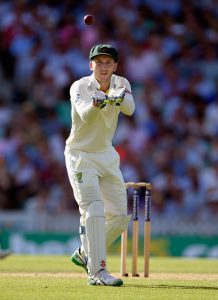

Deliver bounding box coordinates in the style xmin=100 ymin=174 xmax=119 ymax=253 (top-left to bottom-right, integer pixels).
xmin=64 ymin=145 xmax=128 ymax=275
xmin=64 ymin=145 xmax=127 ymax=217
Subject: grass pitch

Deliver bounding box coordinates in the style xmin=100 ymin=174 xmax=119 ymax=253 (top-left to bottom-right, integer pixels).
xmin=1 ymin=255 xmax=218 ymax=300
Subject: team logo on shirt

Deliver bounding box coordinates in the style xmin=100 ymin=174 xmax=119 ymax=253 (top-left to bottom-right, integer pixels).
xmin=74 ymin=172 xmax=83 ymax=183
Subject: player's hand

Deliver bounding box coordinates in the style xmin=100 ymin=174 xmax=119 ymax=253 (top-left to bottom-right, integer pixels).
xmin=92 ymin=91 xmax=108 ymax=109
xmin=109 ymin=87 xmax=126 ymax=106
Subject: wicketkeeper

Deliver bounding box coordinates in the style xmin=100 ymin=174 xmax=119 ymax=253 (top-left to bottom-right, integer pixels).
xmin=64 ymin=44 xmax=135 ymax=286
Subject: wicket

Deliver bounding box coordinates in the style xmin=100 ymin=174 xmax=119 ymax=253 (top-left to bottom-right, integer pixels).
xmin=120 ymin=182 xmax=152 ymax=277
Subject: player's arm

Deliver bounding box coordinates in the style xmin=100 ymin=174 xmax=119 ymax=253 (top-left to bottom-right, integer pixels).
xmin=70 ymin=81 xmax=102 ymax=123
xmin=119 ymin=79 xmax=135 ymax=116
xmin=109 ymin=79 xmax=135 ymax=115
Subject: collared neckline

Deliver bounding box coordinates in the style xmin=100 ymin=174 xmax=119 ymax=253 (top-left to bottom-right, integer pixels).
xmin=88 ymin=74 xmax=116 ymax=91
xmin=89 ymin=74 xmax=100 ymax=89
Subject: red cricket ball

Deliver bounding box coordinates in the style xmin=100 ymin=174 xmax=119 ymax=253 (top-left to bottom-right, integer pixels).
xmin=84 ymin=15 xmax=94 ymax=26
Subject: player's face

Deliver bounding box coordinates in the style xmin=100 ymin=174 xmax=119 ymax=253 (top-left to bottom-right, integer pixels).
xmin=89 ymin=55 xmax=117 ymax=85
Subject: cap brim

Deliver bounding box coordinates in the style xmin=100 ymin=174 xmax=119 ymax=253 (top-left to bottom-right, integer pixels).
xmin=90 ymin=53 xmax=116 ymax=60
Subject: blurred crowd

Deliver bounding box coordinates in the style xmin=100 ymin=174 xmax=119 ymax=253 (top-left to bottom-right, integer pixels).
xmin=0 ymin=0 xmax=218 ymax=218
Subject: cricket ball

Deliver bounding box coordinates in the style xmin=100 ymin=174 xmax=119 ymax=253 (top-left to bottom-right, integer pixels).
xmin=84 ymin=15 xmax=94 ymax=26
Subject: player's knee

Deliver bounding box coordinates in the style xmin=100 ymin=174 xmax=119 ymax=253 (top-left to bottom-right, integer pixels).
xmin=106 ymin=215 xmax=131 ymax=247
xmin=86 ymin=200 xmax=104 ymax=218
xmin=107 ymin=215 xmax=131 ymax=230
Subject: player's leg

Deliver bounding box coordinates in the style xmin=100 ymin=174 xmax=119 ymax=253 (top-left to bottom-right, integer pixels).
xmin=65 ymin=148 xmax=89 ymax=269
xmin=100 ymin=176 xmax=130 ymax=247
xmin=71 ymin=208 xmax=106 ymax=276
xmin=105 ymin=215 xmax=131 ymax=248
xmin=65 ymin=148 xmax=106 ymax=273
xmin=65 ymin=148 xmax=123 ymax=285
xmin=84 ymin=194 xmax=123 ymax=286
xmin=99 ymin=149 xmax=131 ymax=247
xmin=74 ymin=189 xmax=123 ymax=285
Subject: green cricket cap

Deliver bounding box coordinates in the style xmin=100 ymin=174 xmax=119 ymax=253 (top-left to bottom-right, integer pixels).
xmin=89 ymin=44 xmax=118 ymax=62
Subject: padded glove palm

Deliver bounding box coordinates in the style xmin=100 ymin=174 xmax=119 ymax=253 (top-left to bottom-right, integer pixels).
xmin=92 ymin=91 xmax=108 ymax=109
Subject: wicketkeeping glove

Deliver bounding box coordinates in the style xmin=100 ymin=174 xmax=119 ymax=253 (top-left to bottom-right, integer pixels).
xmin=108 ymin=87 xmax=126 ymax=106
xmin=92 ymin=91 xmax=108 ymax=109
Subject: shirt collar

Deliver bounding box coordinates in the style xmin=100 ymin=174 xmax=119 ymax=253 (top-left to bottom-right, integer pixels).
xmin=88 ymin=74 xmax=116 ymax=90
xmin=89 ymin=74 xmax=100 ymax=89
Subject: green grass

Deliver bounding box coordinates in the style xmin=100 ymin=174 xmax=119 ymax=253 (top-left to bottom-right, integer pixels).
xmin=1 ymin=255 xmax=218 ymax=300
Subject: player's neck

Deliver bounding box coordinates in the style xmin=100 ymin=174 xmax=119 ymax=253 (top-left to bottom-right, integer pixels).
xmin=99 ymin=84 xmax=110 ymax=93
xmin=94 ymin=74 xmax=111 ymax=92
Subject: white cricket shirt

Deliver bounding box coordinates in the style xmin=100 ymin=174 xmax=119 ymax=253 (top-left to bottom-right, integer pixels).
xmin=66 ymin=74 xmax=135 ymax=152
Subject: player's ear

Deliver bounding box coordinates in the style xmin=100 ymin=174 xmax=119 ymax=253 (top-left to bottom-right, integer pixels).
xmin=89 ymin=61 xmax=93 ymax=71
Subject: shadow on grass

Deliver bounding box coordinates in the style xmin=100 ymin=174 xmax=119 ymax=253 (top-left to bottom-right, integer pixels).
xmin=125 ymin=284 xmax=218 ymax=291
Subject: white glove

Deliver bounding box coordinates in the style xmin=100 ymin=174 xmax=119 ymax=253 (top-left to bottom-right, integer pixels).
xmin=92 ymin=91 xmax=108 ymax=109
xmin=109 ymin=87 xmax=126 ymax=106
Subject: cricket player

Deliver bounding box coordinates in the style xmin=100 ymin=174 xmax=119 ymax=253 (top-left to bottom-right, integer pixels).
xmin=64 ymin=44 xmax=135 ymax=286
